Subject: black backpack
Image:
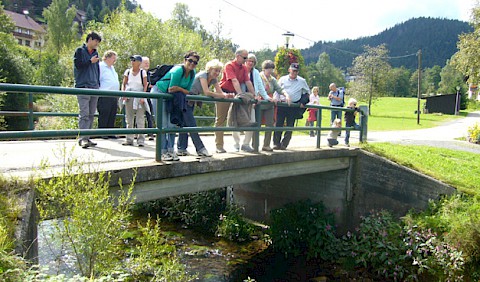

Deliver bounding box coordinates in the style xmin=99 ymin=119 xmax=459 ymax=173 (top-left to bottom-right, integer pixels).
xmin=148 ymin=64 xmax=194 ymax=86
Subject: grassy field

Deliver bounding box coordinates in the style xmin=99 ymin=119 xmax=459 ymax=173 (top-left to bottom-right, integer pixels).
xmin=299 ymin=97 xmax=465 ymax=131
xmin=362 ymin=143 xmax=480 ymax=195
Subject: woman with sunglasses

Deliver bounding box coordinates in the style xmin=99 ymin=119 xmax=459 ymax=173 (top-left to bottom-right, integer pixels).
xmin=177 ymin=59 xmax=235 ymax=157
xmin=155 ymin=51 xmax=203 ymax=161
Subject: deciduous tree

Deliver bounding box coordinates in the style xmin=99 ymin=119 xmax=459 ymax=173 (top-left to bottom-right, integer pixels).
xmin=42 ymin=0 xmax=78 ymax=54
xmin=349 ymin=44 xmax=392 ymax=115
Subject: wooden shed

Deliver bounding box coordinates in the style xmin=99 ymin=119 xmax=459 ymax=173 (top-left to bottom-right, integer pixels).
xmin=422 ymin=93 xmax=459 ymax=115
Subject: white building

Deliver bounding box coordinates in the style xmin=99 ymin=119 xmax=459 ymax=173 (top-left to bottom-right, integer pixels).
xmin=5 ymin=10 xmax=45 ymax=50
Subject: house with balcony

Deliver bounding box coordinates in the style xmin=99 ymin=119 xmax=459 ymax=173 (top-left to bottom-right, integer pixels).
xmin=5 ymin=10 xmax=45 ymax=50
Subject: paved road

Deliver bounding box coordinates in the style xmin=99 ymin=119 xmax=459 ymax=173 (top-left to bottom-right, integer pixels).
xmin=368 ymin=111 xmax=480 ymax=154
xmin=1 ymin=112 xmax=479 ymax=179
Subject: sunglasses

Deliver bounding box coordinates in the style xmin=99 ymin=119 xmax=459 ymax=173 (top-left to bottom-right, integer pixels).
xmin=187 ymin=58 xmax=198 ymax=65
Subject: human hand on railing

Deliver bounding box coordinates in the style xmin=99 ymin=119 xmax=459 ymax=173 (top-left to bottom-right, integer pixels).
xmin=286 ymin=96 xmax=292 ymax=106
xmin=139 ymin=98 xmax=145 ymax=104
xmin=224 ymin=93 xmax=235 ymax=99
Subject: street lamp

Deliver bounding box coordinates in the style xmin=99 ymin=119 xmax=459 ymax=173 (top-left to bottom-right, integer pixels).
xmin=282 ymin=31 xmax=295 ymax=48
xmin=455 ymin=86 xmax=460 ymax=115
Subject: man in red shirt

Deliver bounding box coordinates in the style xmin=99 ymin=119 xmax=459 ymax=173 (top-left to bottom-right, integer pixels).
xmin=216 ymin=48 xmax=255 ymax=153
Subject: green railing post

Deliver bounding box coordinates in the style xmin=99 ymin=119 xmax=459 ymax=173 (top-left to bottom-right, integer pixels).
xmin=253 ymin=103 xmax=261 ymax=152
xmin=155 ymin=98 xmax=163 ymax=162
xmin=359 ymin=105 xmax=369 ymax=142
xmin=28 ymin=93 xmax=34 ymax=130
xmin=316 ymin=108 xmax=322 ymax=149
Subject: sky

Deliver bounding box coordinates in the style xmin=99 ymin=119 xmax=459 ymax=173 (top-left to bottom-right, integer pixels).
xmin=135 ymin=0 xmax=476 ymax=51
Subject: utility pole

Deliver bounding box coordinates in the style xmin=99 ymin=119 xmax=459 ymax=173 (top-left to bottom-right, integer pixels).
xmin=417 ymin=49 xmax=422 ymax=125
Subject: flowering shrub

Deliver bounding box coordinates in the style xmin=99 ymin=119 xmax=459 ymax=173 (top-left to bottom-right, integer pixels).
xmin=339 ymin=210 xmax=465 ymax=281
xmin=467 ymin=122 xmax=480 ymax=143
xmin=216 ymin=206 xmax=255 ymax=242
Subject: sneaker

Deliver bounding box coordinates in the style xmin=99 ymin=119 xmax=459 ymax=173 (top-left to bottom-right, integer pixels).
xmin=241 ymin=144 xmax=254 ymax=152
xmin=345 ymin=143 xmax=350 ymax=147
xmin=138 ymin=143 xmax=145 ymax=147
xmin=78 ymin=139 xmax=89 ymax=149
xmin=170 ymin=152 xmax=180 ymax=161
xmin=162 ymin=153 xmax=173 ymax=161
xmin=262 ymin=146 xmax=273 ymax=152
xmin=233 ymin=144 xmax=240 ymax=152
xmin=122 ymin=141 xmax=133 ymax=146
xmin=216 ymin=147 xmax=226 ymax=154
xmin=148 ymin=134 xmax=155 ymax=141
xmin=273 ymin=145 xmax=282 ymax=150
xmin=197 ymin=148 xmax=212 ymax=157
xmin=177 ymin=149 xmax=190 ymax=156
xmin=87 ymin=140 xmax=97 ymax=147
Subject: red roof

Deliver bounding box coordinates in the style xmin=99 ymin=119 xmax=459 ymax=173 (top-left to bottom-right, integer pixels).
xmin=4 ymin=10 xmax=45 ymax=33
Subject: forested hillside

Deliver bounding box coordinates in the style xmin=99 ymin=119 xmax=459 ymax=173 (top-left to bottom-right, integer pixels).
xmin=1 ymin=0 xmax=138 ymax=22
xmin=302 ymin=17 xmax=472 ymax=70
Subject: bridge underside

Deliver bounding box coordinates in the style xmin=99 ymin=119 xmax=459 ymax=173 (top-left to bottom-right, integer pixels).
xmin=109 ymin=149 xmax=356 ymax=203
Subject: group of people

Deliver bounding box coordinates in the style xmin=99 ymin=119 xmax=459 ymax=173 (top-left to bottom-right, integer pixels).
xmin=73 ymin=32 xmax=360 ymax=160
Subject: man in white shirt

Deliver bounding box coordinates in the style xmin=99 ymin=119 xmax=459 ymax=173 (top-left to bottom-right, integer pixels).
xmin=273 ymin=63 xmax=310 ymax=150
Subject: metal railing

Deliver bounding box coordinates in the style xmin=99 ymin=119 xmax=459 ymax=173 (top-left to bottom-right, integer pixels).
xmin=0 ymin=83 xmax=367 ymax=162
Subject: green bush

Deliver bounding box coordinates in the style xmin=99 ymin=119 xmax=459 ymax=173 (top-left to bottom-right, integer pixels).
xmin=216 ymin=205 xmax=255 ymax=242
xmin=144 ymin=189 xmax=226 ymax=233
xmin=269 ymin=200 xmax=338 ymax=260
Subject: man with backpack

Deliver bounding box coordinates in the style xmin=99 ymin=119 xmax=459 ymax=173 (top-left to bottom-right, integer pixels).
xmin=328 ymin=83 xmax=345 ymax=124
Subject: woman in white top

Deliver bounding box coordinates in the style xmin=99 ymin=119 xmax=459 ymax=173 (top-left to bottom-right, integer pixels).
xmin=98 ymin=50 xmax=120 ymax=138
xmin=121 ymin=55 xmax=148 ymax=146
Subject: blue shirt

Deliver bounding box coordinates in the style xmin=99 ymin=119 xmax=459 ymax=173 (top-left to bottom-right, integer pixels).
xmin=99 ymin=61 xmax=119 ymax=91
xmin=278 ymin=74 xmax=310 ymax=102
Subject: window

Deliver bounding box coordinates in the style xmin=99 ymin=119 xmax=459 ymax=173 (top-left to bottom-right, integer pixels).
xmin=25 ymin=40 xmax=30 ymax=46
xmin=18 ymin=38 xmax=22 ymax=45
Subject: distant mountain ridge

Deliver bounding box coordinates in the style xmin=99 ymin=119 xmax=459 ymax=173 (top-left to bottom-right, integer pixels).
xmin=301 ymin=17 xmax=473 ymax=70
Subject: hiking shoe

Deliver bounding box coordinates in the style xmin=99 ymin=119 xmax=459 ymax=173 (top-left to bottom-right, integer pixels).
xmin=79 ymin=139 xmax=90 ymax=149
xmin=262 ymin=146 xmax=273 ymax=152
xmin=87 ymin=140 xmax=97 ymax=147
xmin=241 ymin=145 xmax=254 ymax=152
xmin=234 ymin=144 xmax=240 ymax=152
xmin=273 ymin=145 xmax=282 ymax=150
xmin=138 ymin=143 xmax=145 ymax=147
xmin=197 ymin=148 xmax=212 ymax=157
xmin=345 ymin=143 xmax=350 ymax=147
xmin=162 ymin=153 xmax=173 ymax=161
xmin=148 ymin=134 xmax=155 ymax=141
xmin=177 ymin=149 xmax=190 ymax=156
xmin=216 ymin=147 xmax=226 ymax=154
xmin=122 ymin=141 xmax=133 ymax=146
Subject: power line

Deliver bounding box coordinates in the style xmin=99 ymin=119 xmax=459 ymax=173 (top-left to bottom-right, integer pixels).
xmin=221 ymin=0 xmax=419 ymax=59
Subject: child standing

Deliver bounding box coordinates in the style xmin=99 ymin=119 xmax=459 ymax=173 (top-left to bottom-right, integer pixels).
xmin=327 ymin=118 xmax=342 ymax=147
xmin=344 ymin=98 xmax=360 ymax=147
xmin=306 ymin=86 xmax=320 ymax=137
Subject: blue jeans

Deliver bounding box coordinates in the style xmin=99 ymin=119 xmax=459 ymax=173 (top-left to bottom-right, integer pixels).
xmin=177 ymin=104 xmax=206 ymax=152
xmin=330 ymin=106 xmax=343 ymax=123
xmin=161 ymin=99 xmax=175 ymax=153
xmin=345 ymin=122 xmax=360 ymax=144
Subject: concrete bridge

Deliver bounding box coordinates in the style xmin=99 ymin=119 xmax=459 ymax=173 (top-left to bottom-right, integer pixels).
xmin=3 ymin=134 xmax=457 ymax=262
